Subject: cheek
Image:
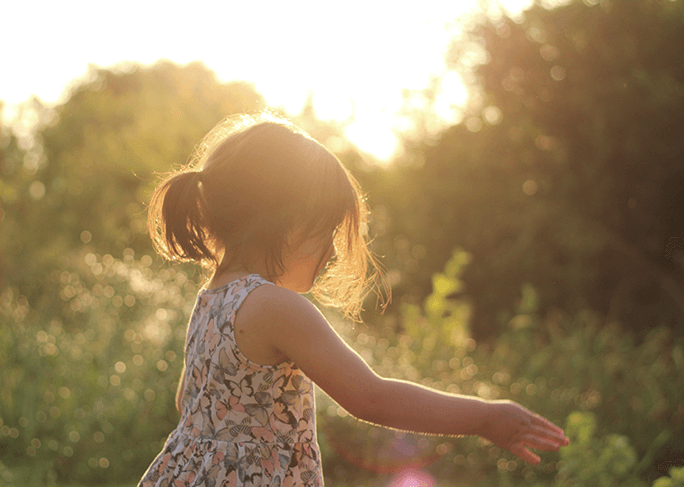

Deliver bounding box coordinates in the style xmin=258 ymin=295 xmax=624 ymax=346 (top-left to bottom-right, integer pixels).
xmin=325 ymin=242 xmax=336 ymax=262
xmin=319 ymin=245 xmax=335 ymax=270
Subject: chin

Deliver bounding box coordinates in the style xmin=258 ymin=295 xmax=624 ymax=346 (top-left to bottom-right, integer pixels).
xmin=278 ymin=271 xmax=318 ymax=293
xmin=280 ymin=280 xmax=314 ymax=294
xmin=297 ymin=283 xmax=315 ymax=294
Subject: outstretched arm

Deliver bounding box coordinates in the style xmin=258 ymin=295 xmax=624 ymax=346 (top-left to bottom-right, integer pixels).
xmin=363 ymin=378 xmax=567 ymax=464
xmin=247 ymin=286 xmax=568 ymax=464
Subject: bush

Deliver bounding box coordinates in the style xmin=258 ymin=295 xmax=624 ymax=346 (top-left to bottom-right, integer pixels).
xmin=653 ymin=466 xmax=684 ymax=487
xmin=556 ymin=411 xmax=644 ymax=486
xmin=0 ymin=249 xmax=194 ymax=484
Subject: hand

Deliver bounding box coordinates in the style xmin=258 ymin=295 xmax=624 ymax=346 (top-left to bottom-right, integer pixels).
xmin=481 ymin=400 xmax=569 ymax=465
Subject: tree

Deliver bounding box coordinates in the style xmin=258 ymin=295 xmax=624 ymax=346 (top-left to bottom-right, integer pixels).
xmin=379 ymin=0 xmax=684 ymax=339
xmin=2 ymin=60 xmax=266 ymax=296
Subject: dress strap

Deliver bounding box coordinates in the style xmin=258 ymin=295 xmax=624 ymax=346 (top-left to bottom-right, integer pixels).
xmin=231 ymin=274 xmax=273 ymax=313
xmin=216 ymin=273 xmax=273 ymax=334
xmin=224 ymin=274 xmax=286 ymax=370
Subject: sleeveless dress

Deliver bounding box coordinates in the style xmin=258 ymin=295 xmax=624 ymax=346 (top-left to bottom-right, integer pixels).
xmin=138 ymin=274 xmax=324 ymax=486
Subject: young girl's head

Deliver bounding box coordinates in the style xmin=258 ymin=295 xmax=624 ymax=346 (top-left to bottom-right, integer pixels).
xmin=148 ymin=113 xmax=384 ymax=318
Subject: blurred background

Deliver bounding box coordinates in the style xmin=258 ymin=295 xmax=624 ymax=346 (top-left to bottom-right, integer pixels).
xmin=2 ymin=0 xmax=683 ymax=485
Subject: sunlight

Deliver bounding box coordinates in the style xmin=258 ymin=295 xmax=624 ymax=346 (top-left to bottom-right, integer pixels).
xmin=345 ymin=110 xmax=399 ymax=162
xmin=434 ymin=71 xmax=469 ymax=125
xmin=3 ymin=0 xmax=543 ymax=162
xmin=312 ymin=90 xmax=354 ymax=122
xmin=390 ymin=469 xmax=435 ymax=487
xmin=501 ymin=0 xmax=535 ymax=16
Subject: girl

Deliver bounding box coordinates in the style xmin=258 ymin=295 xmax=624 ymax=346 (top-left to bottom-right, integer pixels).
xmin=139 ymin=113 xmax=568 ymax=486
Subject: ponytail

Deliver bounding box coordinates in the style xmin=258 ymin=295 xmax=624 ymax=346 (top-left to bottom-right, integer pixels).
xmin=147 ymin=114 xmax=389 ymax=319
xmin=148 ymin=170 xmax=216 ymax=267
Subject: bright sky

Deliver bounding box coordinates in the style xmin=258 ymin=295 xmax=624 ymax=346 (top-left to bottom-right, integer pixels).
xmin=2 ymin=0 xmax=534 ymax=160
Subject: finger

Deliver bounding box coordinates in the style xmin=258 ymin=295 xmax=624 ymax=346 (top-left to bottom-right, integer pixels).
xmin=528 ymin=424 xmax=569 ymax=445
xmin=529 ymin=414 xmax=565 ymax=436
xmin=519 ymin=434 xmax=563 ymax=452
xmin=509 ymin=442 xmax=541 ymax=465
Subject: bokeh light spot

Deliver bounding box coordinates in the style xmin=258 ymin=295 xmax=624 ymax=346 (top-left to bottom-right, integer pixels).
xmin=551 ymin=65 xmax=566 ymax=81
xmin=523 ymin=180 xmax=538 ymax=196
xmin=29 ymin=181 xmax=46 ymax=200
xmin=465 ymin=117 xmax=483 ymax=132
xmin=483 ymin=106 xmax=502 ymax=124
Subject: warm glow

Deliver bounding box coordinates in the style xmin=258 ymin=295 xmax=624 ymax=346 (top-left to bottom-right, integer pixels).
xmin=390 ymin=469 xmax=435 ymax=487
xmin=3 ymin=0 xmax=539 ymax=161
xmin=434 ymin=71 xmax=470 ymax=125
xmin=345 ymin=110 xmax=400 ymax=162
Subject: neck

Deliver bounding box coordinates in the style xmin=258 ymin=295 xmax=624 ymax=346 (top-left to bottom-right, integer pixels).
xmin=208 ymin=253 xmax=273 ymax=290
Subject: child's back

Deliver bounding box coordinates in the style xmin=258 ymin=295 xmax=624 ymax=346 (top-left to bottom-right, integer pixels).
xmin=139 ymin=274 xmax=322 ymax=486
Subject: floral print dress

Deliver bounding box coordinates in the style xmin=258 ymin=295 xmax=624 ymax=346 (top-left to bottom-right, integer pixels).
xmin=139 ymin=274 xmax=323 ymax=486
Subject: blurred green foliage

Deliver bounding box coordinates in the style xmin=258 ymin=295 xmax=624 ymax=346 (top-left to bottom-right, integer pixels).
xmin=2 ymin=60 xmax=265 ymax=295
xmin=653 ymin=466 xmax=684 ymax=487
xmin=316 ymin=249 xmax=683 ymax=486
xmin=370 ymin=0 xmax=684 ymax=339
xmin=0 ymin=251 xmax=193 ymax=484
xmin=558 ymin=411 xmax=644 ymax=486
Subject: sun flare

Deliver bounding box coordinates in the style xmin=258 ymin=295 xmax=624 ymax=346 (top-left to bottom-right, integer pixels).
xmin=4 ymin=0 xmax=536 ymax=161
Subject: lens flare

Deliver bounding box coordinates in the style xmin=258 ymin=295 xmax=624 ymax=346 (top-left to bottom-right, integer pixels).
xmin=322 ymin=427 xmax=441 ymax=474
xmin=390 ymin=468 xmax=435 ymax=487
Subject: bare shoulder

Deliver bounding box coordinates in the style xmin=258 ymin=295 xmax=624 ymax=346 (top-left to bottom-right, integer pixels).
xmin=237 ymin=283 xmax=327 ymax=348
xmin=242 ymin=283 xmax=323 ymax=322
xmin=231 ymin=284 xmax=324 ymax=365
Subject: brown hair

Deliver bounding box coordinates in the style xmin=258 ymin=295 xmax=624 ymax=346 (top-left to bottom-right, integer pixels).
xmin=148 ymin=113 xmax=386 ymax=319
